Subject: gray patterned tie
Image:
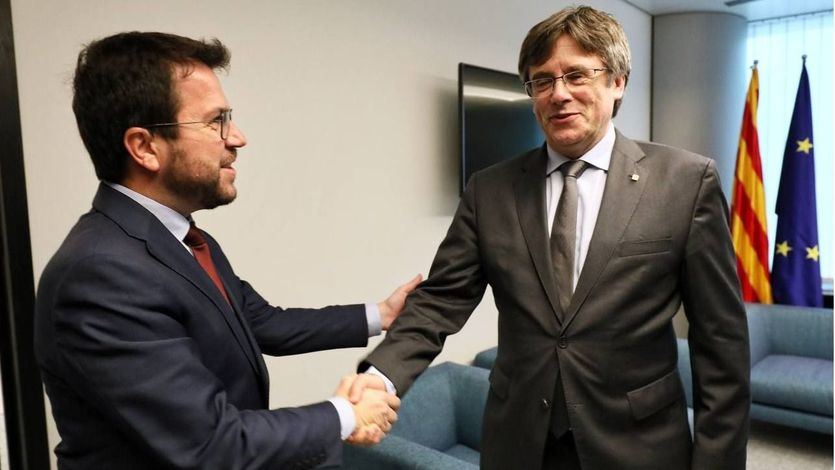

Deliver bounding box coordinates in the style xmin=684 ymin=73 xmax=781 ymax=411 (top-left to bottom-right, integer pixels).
xmin=550 ymin=159 xmax=589 ymax=318
xmin=549 ymin=158 xmax=589 ymax=439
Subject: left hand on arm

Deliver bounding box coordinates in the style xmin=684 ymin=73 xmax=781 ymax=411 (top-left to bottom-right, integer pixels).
xmin=377 ymin=274 xmax=423 ymax=330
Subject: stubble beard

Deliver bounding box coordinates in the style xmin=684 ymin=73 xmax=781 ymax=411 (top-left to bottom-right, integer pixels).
xmin=163 ymin=146 xmax=236 ymax=211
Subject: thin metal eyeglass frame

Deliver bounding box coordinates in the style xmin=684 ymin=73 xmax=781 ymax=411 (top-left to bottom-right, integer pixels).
xmin=523 ymin=68 xmax=609 ymax=98
xmin=142 ymin=109 xmax=233 ymax=140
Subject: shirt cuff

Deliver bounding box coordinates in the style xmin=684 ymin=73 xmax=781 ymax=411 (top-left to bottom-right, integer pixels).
xmin=365 ymin=302 xmax=382 ymax=337
xmin=328 ymin=397 xmax=356 ymax=440
xmin=364 ymin=366 xmax=397 ymax=395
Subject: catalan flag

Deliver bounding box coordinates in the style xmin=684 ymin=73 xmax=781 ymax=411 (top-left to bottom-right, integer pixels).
xmin=731 ymin=65 xmax=772 ymax=303
xmin=771 ymin=58 xmax=822 ymax=307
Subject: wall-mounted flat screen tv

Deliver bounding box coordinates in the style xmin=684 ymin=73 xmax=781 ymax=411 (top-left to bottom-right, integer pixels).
xmin=458 ymin=63 xmax=544 ymax=193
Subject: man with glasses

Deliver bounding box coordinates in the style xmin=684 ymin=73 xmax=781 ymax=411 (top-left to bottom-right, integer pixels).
xmin=351 ymin=6 xmax=749 ymax=470
xmin=34 ymin=32 xmax=420 ymax=469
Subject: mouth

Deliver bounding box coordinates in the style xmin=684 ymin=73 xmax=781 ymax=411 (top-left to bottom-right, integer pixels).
xmin=548 ymin=112 xmax=579 ymax=124
xmin=221 ymin=158 xmax=236 ymax=175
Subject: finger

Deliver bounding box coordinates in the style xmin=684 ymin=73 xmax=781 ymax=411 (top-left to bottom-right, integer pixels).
xmin=357 ymin=424 xmax=382 ymax=446
xmin=385 ymin=394 xmax=401 ymax=411
xmin=402 ymin=274 xmax=423 ymax=291
xmin=371 ymin=427 xmax=384 ymax=444
xmin=334 ymin=374 xmax=356 ymax=397
xmin=347 ymin=375 xmax=370 ymax=403
xmin=349 ymin=375 xmax=385 ymax=403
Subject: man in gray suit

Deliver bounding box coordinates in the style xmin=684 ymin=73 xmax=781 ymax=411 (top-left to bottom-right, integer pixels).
xmin=349 ymin=5 xmax=750 ymax=470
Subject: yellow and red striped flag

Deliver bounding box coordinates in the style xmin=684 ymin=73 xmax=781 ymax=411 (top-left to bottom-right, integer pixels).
xmin=731 ymin=64 xmax=772 ymax=303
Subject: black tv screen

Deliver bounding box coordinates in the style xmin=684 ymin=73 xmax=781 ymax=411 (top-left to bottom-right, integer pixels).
xmin=458 ymin=63 xmax=544 ymax=193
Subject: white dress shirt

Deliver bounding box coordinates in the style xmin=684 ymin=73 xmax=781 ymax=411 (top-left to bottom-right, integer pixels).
xmin=545 ymin=122 xmax=614 ymax=291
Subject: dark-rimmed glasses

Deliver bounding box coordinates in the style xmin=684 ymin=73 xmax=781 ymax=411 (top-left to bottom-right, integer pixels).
xmin=142 ymin=109 xmax=233 ymax=140
xmin=524 ymin=69 xmax=609 ymax=98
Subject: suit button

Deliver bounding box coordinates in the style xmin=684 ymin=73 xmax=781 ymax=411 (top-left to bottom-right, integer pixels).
xmin=558 ymin=337 xmax=568 ymax=349
xmin=541 ymin=398 xmax=551 ymax=410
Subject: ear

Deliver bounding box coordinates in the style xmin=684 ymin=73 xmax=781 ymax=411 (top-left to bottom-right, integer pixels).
xmin=123 ymin=127 xmax=162 ymax=173
xmin=612 ymin=74 xmax=627 ymax=100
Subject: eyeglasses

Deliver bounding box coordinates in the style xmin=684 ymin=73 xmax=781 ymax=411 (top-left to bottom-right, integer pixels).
xmin=142 ymin=109 xmax=233 ymax=140
xmin=523 ymin=68 xmax=609 ymax=98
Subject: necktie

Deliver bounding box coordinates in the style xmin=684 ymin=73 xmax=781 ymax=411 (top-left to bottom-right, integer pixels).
xmin=550 ymin=159 xmax=589 ymax=317
xmin=548 ymin=159 xmax=588 ymax=439
xmin=184 ymin=223 xmax=230 ymax=304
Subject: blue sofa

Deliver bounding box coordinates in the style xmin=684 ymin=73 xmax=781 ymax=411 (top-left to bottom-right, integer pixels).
xmin=678 ymin=303 xmax=831 ymax=433
xmin=342 ymin=362 xmax=488 ymax=469
xmin=746 ymin=303 xmax=832 ymax=432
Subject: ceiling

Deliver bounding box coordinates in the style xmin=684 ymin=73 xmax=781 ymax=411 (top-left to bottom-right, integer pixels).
xmin=625 ymin=0 xmax=833 ymax=21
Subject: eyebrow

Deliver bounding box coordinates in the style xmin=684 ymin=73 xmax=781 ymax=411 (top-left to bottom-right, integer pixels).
xmin=529 ymin=64 xmax=600 ymax=79
xmin=203 ymin=107 xmax=230 ymax=120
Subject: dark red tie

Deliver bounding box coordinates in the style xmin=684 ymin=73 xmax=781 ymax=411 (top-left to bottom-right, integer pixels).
xmin=184 ymin=223 xmax=230 ymax=304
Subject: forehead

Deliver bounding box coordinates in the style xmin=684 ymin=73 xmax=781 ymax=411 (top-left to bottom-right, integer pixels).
xmin=531 ymin=35 xmax=603 ymax=73
xmin=172 ymin=62 xmax=228 ymax=116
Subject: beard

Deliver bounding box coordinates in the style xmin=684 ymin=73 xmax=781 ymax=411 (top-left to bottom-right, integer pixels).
xmin=161 ymin=145 xmax=237 ymax=211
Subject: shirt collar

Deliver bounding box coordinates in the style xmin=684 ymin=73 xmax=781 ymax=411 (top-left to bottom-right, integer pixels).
xmin=546 ymin=122 xmax=615 ymax=176
xmin=105 ymin=182 xmax=192 ymax=242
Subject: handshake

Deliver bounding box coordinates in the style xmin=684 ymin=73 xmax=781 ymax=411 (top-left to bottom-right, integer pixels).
xmin=334 ymin=373 xmax=400 ymax=446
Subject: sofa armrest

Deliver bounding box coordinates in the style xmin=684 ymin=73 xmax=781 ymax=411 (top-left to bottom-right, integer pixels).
xmin=343 ymin=435 xmax=478 ymax=470
xmin=746 ymin=305 xmax=771 ymax=365
xmin=472 ymin=347 xmax=497 ymax=369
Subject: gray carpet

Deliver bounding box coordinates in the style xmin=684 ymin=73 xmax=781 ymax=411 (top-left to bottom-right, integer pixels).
xmin=748 ymin=421 xmax=832 ymax=469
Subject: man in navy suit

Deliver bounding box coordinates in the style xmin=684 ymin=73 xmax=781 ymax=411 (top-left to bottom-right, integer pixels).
xmin=34 ymin=32 xmax=417 ymax=469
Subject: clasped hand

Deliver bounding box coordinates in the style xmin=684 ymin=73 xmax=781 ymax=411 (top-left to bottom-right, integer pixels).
xmin=334 ymin=373 xmax=398 ymax=446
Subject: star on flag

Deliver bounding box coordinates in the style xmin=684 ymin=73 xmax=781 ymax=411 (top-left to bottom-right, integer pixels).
xmin=775 ymin=241 xmax=792 ymax=257
xmin=796 ymin=137 xmax=813 ymax=154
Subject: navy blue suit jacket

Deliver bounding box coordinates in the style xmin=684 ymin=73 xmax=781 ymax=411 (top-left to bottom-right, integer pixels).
xmin=34 ymin=184 xmax=369 ymax=469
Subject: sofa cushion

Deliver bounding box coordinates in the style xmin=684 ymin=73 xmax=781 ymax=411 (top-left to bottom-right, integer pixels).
xmin=751 ymin=354 xmax=833 ymax=416
xmin=444 ymin=444 xmax=480 ymax=465
xmin=473 ymin=347 xmax=497 ymax=369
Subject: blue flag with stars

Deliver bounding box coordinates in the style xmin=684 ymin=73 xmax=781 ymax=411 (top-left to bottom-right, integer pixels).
xmin=771 ymin=59 xmax=822 ymax=307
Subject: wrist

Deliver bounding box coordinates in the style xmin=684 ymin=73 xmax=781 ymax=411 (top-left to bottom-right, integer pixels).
xmin=377 ymin=302 xmax=391 ymax=327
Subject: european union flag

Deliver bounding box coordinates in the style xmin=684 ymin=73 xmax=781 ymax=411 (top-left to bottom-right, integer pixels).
xmin=771 ymin=58 xmax=822 ymax=307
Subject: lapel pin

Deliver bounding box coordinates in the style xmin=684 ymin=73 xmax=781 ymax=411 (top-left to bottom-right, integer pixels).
xmin=630 ymin=173 xmax=640 ymax=181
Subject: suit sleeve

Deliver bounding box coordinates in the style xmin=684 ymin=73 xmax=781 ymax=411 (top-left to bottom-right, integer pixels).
xmin=237 ymin=279 xmax=369 ymax=356
xmin=49 ymin=254 xmax=343 ymax=470
xmin=203 ymin=232 xmax=370 ymax=356
xmin=680 ymin=160 xmax=751 ymax=469
xmin=361 ymin=172 xmax=488 ymax=394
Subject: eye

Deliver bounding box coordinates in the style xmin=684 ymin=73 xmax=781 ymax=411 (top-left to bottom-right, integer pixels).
xmin=533 ymin=78 xmax=554 ymax=91
xmin=564 ymin=71 xmax=590 ymax=85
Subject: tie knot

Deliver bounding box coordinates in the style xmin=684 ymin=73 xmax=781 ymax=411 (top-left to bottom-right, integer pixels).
xmin=184 ymin=223 xmax=206 ymax=247
xmin=559 ymin=159 xmax=589 ymax=179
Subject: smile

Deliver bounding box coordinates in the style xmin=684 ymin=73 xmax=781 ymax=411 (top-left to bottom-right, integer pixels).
xmin=549 ymin=112 xmax=579 ymax=124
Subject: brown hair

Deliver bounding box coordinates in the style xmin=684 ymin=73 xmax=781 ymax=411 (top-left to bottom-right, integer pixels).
xmin=72 ymin=32 xmax=230 ymax=182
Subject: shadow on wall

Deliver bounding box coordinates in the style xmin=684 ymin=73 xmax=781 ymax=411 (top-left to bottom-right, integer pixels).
xmin=431 ymin=75 xmax=464 ymax=217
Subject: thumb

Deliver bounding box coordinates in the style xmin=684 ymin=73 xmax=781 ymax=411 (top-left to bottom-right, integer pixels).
xmin=403 ymin=273 xmax=423 ymax=291
xmin=334 ymin=374 xmax=357 ymax=398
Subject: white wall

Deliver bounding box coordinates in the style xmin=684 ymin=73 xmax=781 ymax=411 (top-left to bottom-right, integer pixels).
xmin=11 ymin=0 xmax=650 ymax=464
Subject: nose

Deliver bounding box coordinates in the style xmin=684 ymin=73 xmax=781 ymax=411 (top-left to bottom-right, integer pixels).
xmin=549 ymin=79 xmax=573 ymax=103
xmin=226 ymin=121 xmax=247 ymax=148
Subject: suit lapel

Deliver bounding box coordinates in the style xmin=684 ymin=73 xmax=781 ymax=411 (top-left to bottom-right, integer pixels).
xmin=514 ymin=147 xmax=563 ymax=327
xmin=92 ymin=185 xmax=263 ymax=378
xmin=562 ymin=132 xmax=648 ymax=329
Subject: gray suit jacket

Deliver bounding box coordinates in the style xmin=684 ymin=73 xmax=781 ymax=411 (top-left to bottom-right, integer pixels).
xmin=363 ymin=131 xmax=750 ymax=470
